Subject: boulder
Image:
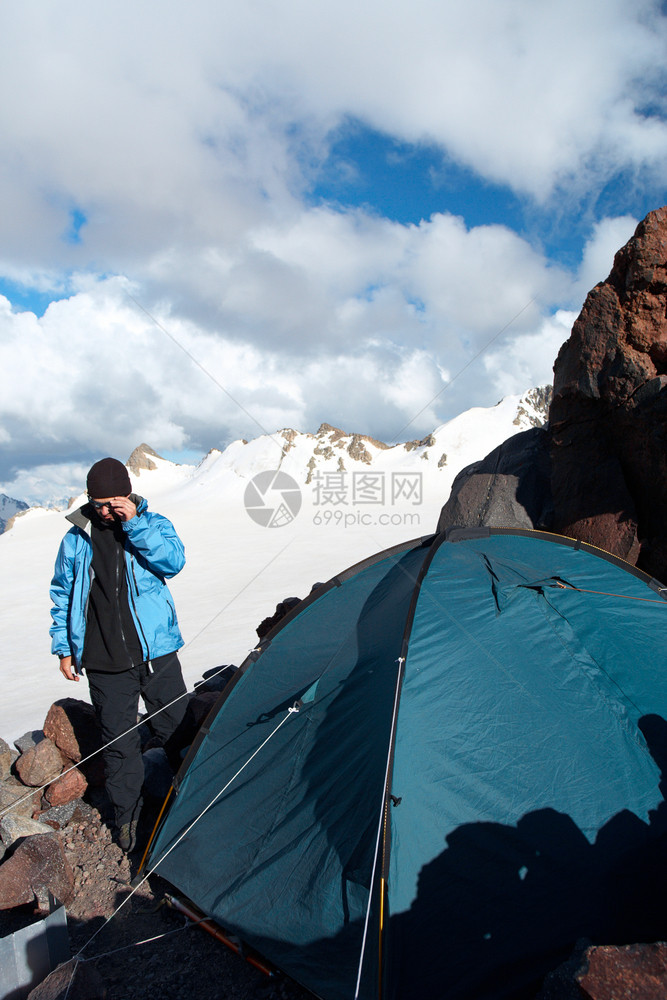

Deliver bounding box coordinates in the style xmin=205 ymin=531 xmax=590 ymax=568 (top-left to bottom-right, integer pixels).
xmin=0 ymin=833 xmax=74 ymax=909
xmin=43 ymin=698 xmax=101 ymax=764
xmin=45 ymin=765 xmax=87 ymax=808
xmin=0 ymin=775 xmax=43 ymax=819
xmin=436 ymin=426 xmax=553 ymax=534
xmin=14 ymin=738 xmax=63 ymax=787
xmin=550 ymin=206 xmax=667 ymax=581
xmin=576 ymin=942 xmax=667 ymax=999
xmin=34 ymin=800 xmax=79 ymax=831
xmin=0 ymin=813 xmax=57 ymax=849
xmin=256 ymin=597 xmax=301 ymax=639
xmin=14 ymin=731 xmax=45 ymax=754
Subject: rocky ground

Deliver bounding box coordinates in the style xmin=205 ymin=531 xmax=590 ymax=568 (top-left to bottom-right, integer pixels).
xmin=3 ymin=790 xmax=313 ymax=1000
xmin=0 ymin=691 xmax=315 ymax=1000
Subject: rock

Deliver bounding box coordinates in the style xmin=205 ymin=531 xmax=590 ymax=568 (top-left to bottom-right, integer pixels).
xmin=14 ymin=730 xmax=45 ymax=754
xmin=34 ymin=800 xmax=79 ymax=830
xmin=551 ymin=206 xmax=667 ymax=580
xmin=0 ymin=833 xmax=74 ymax=909
xmin=43 ymin=699 xmax=105 ymax=786
xmin=43 ymin=698 xmax=100 ymax=764
xmin=0 ymin=813 xmax=57 ymax=848
xmin=0 ymin=737 xmax=12 ymax=780
xmin=0 ymin=775 xmax=43 ymax=819
xmin=534 ymin=940 xmax=591 ymax=999
xmin=195 ymin=664 xmax=238 ymax=695
xmin=256 ymin=598 xmax=301 ymax=640
xmin=15 ymin=738 xmax=63 ymax=787
xmin=127 ymin=442 xmax=161 ymax=475
xmin=576 ymin=942 xmax=667 ymax=999
xmin=27 ymin=958 xmax=107 ymax=999
xmin=45 ymin=765 xmax=87 ymax=808
xmin=436 ymin=426 xmax=553 ymax=534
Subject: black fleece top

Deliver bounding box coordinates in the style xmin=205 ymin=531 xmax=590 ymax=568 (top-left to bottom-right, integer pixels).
xmin=82 ymin=510 xmax=143 ymax=672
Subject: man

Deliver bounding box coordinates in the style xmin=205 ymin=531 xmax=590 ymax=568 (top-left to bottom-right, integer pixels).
xmin=50 ymin=457 xmax=187 ymax=851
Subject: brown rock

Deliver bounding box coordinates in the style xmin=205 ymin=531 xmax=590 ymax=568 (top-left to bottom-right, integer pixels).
xmin=43 ymin=698 xmax=100 ymax=763
xmin=45 ymin=765 xmax=87 ymax=807
xmin=27 ymin=958 xmax=107 ymax=999
xmin=551 ymin=206 xmax=667 ymax=580
xmin=15 ymin=738 xmax=63 ymax=787
xmin=577 ymin=942 xmax=667 ymax=999
xmin=0 ymin=737 xmax=12 ymax=780
xmin=43 ymin=698 xmax=105 ymax=786
xmin=0 ymin=833 xmax=74 ymax=909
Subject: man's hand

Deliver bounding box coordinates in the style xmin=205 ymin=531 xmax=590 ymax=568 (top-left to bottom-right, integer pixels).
xmin=109 ymin=496 xmax=137 ymax=522
xmin=59 ymin=655 xmax=79 ymax=682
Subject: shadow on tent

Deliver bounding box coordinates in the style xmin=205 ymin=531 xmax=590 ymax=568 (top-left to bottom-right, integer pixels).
xmin=260 ymin=714 xmax=667 ymax=1000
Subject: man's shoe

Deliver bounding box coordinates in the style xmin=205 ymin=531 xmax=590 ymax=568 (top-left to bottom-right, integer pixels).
xmin=117 ymin=820 xmax=137 ymax=852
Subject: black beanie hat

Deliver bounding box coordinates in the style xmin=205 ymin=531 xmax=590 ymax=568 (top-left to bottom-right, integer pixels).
xmin=87 ymin=458 xmax=132 ymax=498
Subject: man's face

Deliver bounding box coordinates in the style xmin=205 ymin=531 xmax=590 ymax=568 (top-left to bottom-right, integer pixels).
xmin=89 ymin=496 xmax=122 ymax=523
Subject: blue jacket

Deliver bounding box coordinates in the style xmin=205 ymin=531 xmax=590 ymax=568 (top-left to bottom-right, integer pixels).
xmin=50 ymin=495 xmax=185 ymax=669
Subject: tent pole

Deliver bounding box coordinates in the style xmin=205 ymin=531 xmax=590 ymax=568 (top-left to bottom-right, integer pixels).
xmin=165 ymin=894 xmax=275 ymax=977
xmin=136 ymin=785 xmax=173 ymax=877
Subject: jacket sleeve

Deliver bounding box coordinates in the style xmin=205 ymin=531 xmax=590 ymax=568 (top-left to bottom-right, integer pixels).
xmin=122 ymin=511 xmax=185 ymax=579
xmin=49 ymin=532 xmax=76 ymax=656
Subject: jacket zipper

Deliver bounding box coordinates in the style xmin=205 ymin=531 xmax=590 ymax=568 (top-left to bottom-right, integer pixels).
xmin=116 ymin=541 xmax=134 ymax=669
xmin=127 ymin=552 xmax=151 ymax=663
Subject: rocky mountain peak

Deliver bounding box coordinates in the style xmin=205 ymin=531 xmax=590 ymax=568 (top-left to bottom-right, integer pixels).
xmin=436 ymin=205 xmax=667 ymax=585
xmin=550 ymin=206 xmax=667 ymax=579
xmin=127 ymin=443 xmax=163 ymax=476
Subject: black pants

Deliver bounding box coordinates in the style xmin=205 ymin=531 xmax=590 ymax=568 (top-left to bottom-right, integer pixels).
xmin=87 ymin=652 xmax=187 ymax=826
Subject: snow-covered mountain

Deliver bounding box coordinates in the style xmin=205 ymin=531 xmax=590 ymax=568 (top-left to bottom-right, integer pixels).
xmin=0 ymin=494 xmax=29 ymax=533
xmin=0 ymin=387 xmax=550 ymax=741
xmin=157 ymin=384 xmax=550 ymax=493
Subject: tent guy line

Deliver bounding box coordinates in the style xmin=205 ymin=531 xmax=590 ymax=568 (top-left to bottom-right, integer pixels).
xmin=124 ymin=289 xmax=286 ymax=455
xmin=147 ymin=528 xmax=667 ymax=999
xmin=68 ymin=703 xmax=302 ymax=971
xmin=0 ymin=535 xmax=297 ymax=822
xmin=183 ymin=536 xmax=297 ymax=652
xmin=77 ymin=917 xmax=204 ymax=965
xmin=126 ymin=283 xmax=539 ymax=456
xmin=555 ymin=581 xmax=667 ymax=605
xmin=354 ymin=655 xmax=405 ymax=1000
xmin=0 ymin=657 xmax=237 ymax=824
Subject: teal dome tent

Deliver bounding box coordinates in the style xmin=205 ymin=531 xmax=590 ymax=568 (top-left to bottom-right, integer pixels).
xmin=148 ymin=528 xmax=667 ymax=999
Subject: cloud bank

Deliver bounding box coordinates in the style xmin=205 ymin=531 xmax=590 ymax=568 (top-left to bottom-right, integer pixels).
xmin=0 ymin=0 xmax=664 ymax=496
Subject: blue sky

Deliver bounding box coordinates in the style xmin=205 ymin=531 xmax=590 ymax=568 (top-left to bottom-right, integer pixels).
xmin=0 ymin=0 xmax=666 ymax=501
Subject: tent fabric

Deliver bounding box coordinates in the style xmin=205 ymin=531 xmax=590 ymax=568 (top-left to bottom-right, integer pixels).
xmin=148 ymin=528 xmax=667 ymax=1000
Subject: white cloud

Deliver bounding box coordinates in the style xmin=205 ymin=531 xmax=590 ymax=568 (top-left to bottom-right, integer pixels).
xmin=0 ymin=0 xmax=665 ymax=278
xmin=574 ymin=215 xmax=639 ymax=300
xmin=0 ymin=206 xmax=575 ymax=488
xmin=0 ymin=1 xmax=663 ymax=496
xmin=483 ymin=309 xmax=578 ymax=400
xmin=0 ymin=462 xmax=89 ymax=507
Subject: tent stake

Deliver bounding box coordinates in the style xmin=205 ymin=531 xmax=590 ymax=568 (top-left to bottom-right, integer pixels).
xmin=164 ymin=894 xmax=275 ymax=978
